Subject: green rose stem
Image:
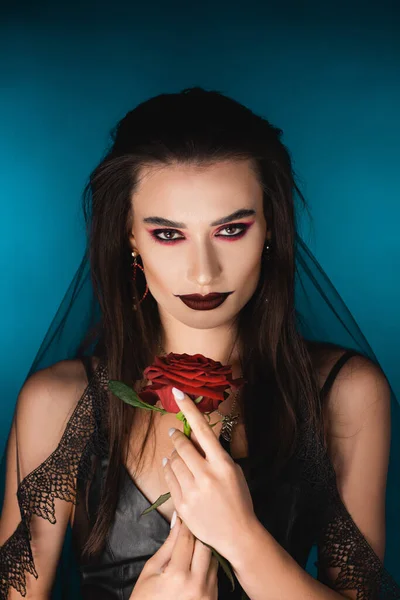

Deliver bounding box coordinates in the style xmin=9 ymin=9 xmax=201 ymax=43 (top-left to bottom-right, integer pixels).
xmin=108 ymin=380 xmax=236 ymax=592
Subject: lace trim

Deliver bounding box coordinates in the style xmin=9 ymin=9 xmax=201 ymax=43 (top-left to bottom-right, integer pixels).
xmin=317 ymin=488 xmax=400 ymax=599
xmin=297 ymin=420 xmax=400 ymax=600
xmin=1 ymin=362 xmax=399 ymax=599
xmin=0 ymin=361 xmax=109 ymax=599
xmin=0 ymin=522 xmax=36 ymax=598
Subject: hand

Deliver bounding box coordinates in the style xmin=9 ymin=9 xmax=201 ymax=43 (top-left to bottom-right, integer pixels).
xmin=130 ymin=514 xmax=219 ymax=600
xmin=162 ymin=388 xmax=258 ymax=562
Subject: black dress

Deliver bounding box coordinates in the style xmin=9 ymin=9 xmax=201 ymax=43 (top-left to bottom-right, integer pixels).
xmin=71 ymin=351 xmax=399 ymax=599
xmin=1 ymin=352 xmax=400 ymax=600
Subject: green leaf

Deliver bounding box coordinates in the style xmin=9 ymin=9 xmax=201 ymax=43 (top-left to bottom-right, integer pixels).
xmin=108 ymin=381 xmax=167 ymax=414
xmin=140 ymin=492 xmax=172 ymax=516
xmin=201 ymin=542 xmax=235 ymax=592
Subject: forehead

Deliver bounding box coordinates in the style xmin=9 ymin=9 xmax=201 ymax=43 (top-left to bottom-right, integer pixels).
xmin=132 ymin=160 xmax=263 ymax=221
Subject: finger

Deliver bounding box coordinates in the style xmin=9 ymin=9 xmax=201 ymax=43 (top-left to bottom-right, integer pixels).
xmin=146 ymin=514 xmax=181 ymax=573
xmin=190 ymin=537 xmax=213 ymax=580
xmin=171 ymin=388 xmax=228 ymax=465
xmin=206 ymin=554 xmax=219 ymax=589
xmin=168 ymin=518 xmax=195 ymax=573
xmin=162 ymin=456 xmax=184 ymax=506
xmin=166 ymin=449 xmax=195 ymax=488
xmin=168 ymin=429 xmax=208 ymax=479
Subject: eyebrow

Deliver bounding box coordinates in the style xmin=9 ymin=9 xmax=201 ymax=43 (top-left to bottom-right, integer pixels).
xmin=143 ymin=208 xmax=256 ymax=228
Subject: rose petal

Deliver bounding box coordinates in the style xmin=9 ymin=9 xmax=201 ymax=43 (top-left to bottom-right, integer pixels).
xmin=138 ymin=389 xmax=160 ymax=405
xmin=142 ymin=352 xmax=242 ymax=414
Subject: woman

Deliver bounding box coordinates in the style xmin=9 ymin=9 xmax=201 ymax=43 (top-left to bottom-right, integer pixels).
xmin=0 ymin=87 xmax=399 ymax=600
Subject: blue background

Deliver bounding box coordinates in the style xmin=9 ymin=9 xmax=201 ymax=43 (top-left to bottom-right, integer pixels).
xmin=1 ymin=0 xmax=399 ymax=587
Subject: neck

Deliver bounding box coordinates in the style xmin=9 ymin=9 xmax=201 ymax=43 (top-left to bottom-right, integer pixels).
xmin=159 ymin=342 xmax=241 ymax=364
xmin=157 ymin=317 xmax=242 ymax=375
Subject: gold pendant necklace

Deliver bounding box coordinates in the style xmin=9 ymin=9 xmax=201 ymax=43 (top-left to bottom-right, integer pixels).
xmin=216 ymin=388 xmax=241 ymax=442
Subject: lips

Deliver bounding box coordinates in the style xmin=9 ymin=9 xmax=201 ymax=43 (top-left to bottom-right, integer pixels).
xmin=178 ymin=292 xmax=232 ymax=311
xmin=180 ymin=293 xmax=227 ymax=300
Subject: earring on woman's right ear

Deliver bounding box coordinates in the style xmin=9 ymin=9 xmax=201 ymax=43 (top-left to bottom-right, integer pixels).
xmin=131 ymin=250 xmax=149 ymax=311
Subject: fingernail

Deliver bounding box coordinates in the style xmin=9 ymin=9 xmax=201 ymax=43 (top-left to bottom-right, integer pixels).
xmin=172 ymin=387 xmax=184 ymax=401
xmin=170 ymin=510 xmax=177 ymax=529
xmin=162 ymin=457 xmax=168 ymax=467
xmin=168 ymin=427 xmax=176 ymax=437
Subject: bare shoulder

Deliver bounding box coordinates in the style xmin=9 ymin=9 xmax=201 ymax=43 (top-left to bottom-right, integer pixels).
xmin=312 ymin=347 xmax=391 ymax=566
xmin=19 ymin=357 xmax=89 ymax=414
xmin=0 ymin=357 xmax=100 ymax=596
xmin=318 ymin=348 xmax=391 ymax=441
xmin=312 ymin=349 xmax=391 ymax=492
xmin=15 ymin=357 xmax=100 ymax=473
xmin=20 ymin=355 xmax=101 ymax=405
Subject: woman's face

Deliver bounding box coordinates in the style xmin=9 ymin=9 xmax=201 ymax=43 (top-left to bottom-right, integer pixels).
xmin=129 ymin=159 xmax=269 ymax=331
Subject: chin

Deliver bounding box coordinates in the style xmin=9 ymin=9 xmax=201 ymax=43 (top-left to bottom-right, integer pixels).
xmin=179 ymin=309 xmax=240 ymax=329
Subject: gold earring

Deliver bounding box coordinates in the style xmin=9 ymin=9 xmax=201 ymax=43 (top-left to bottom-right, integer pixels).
xmin=131 ymin=250 xmax=149 ymax=310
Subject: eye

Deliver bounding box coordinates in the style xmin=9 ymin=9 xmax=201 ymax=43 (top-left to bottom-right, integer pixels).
xmin=151 ymin=229 xmax=185 ymax=243
xmin=149 ymin=223 xmax=250 ymax=244
xmin=216 ymin=224 xmax=248 ymax=237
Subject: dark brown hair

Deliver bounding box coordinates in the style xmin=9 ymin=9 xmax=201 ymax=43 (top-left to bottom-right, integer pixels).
xmin=81 ymin=87 xmax=324 ymax=558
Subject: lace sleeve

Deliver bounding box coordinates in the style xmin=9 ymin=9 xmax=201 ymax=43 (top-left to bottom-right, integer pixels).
xmin=315 ymin=476 xmax=400 ymax=600
xmin=293 ymin=351 xmax=400 ymax=600
xmin=0 ymin=360 xmax=108 ymax=599
xmin=297 ymin=420 xmax=400 ymax=600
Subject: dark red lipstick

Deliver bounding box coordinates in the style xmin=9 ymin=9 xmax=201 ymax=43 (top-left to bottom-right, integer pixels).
xmin=178 ymin=292 xmax=232 ymax=311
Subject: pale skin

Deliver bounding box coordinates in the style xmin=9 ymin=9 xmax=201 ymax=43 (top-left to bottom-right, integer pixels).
xmin=125 ymin=158 xmax=269 ymax=525
xmin=0 ymin=159 xmax=391 ymax=599
xmin=159 ymin=369 xmax=391 ymax=600
xmin=127 ymin=159 xmax=391 ymax=598
xmin=128 ymin=159 xmax=269 ymax=374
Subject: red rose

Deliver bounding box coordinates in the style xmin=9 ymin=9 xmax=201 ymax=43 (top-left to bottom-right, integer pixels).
xmin=140 ymin=352 xmax=245 ymax=414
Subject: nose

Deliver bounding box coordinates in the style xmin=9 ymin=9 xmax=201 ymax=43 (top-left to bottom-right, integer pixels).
xmin=187 ymin=242 xmax=222 ymax=287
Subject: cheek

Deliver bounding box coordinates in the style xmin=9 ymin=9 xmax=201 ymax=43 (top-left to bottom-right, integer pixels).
xmin=142 ymin=255 xmax=180 ymax=292
xmin=233 ymin=247 xmax=263 ymax=277
xmin=232 ymin=252 xmax=264 ymax=298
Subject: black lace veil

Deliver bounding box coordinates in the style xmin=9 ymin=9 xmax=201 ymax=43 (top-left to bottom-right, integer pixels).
xmin=1 ymin=232 xmax=400 ymax=599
